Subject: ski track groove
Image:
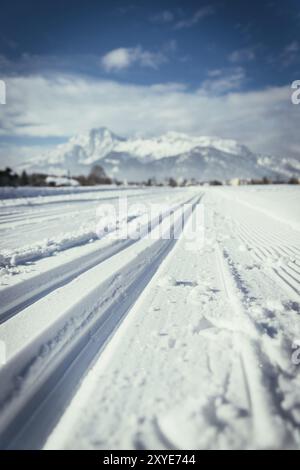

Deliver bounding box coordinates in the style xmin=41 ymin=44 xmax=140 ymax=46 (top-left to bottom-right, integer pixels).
xmin=0 ymin=191 xmax=171 ymax=230
xmin=1 ymin=186 xmax=299 ymax=450
xmin=215 ymin=245 xmax=291 ymax=448
xmin=230 ymin=215 xmax=300 ymax=300
xmin=238 ymin=219 xmax=300 ymax=259
xmin=0 ymin=193 xmax=202 ymax=449
xmin=0 ymin=194 xmax=195 ymax=324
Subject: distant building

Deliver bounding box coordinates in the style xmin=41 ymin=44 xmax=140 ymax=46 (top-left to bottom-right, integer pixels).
xmin=229 ymin=178 xmax=240 ymax=186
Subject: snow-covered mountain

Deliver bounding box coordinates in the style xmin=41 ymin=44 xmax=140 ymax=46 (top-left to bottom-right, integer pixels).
xmin=20 ymin=127 xmax=300 ymax=182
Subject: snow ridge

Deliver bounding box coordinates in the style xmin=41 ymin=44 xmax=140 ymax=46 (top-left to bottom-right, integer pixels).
xmin=19 ymin=127 xmax=300 ymax=181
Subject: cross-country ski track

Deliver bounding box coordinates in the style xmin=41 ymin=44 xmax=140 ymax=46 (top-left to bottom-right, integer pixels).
xmin=0 ymin=185 xmax=299 ymax=450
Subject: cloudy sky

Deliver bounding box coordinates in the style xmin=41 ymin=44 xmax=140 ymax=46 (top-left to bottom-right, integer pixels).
xmin=0 ymin=0 xmax=300 ymax=167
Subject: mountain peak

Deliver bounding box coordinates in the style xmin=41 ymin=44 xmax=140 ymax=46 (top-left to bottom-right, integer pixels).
xmin=70 ymin=127 xmax=123 ymax=146
xmin=19 ymin=127 xmax=298 ymax=182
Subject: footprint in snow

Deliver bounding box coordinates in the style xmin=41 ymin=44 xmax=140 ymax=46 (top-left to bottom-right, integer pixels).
xmin=192 ymin=317 xmax=214 ymax=334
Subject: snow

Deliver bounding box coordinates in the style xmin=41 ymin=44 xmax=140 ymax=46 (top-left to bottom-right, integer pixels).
xmin=18 ymin=127 xmax=300 ymax=181
xmin=0 ymin=184 xmax=136 ymax=201
xmin=45 ymin=176 xmax=79 ymax=186
xmin=116 ymin=132 xmax=248 ymax=160
xmin=0 ymin=185 xmax=299 ymax=449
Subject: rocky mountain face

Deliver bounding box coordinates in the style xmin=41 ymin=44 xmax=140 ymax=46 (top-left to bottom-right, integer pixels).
xmin=19 ymin=127 xmax=300 ymax=182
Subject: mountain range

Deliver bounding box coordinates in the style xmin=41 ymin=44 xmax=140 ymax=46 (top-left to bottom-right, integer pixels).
xmin=19 ymin=127 xmax=300 ymax=182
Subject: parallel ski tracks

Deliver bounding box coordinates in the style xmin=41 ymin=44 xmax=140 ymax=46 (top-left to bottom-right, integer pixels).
xmin=0 ymin=194 xmax=196 ymax=324
xmin=235 ymin=221 xmax=300 ymax=298
xmin=0 ymin=193 xmax=202 ymax=450
xmin=219 ymin=197 xmax=300 ymax=299
xmin=214 ymin=245 xmax=292 ymax=448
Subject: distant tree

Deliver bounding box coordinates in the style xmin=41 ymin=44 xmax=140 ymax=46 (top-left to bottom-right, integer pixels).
xmin=30 ymin=173 xmax=48 ymax=186
xmin=74 ymin=165 xmax=112 ymax=186
xmin=20 ymin=170 xmax=29 ymax=186
xmin=249 ymin=177 xmax=272 ymax=185
xmin=288 ymin=177 xmax=299 ymax=185
xmin=168 ymin=177 xmax=178 ymax=187
xmin=262 ymin=176 xmax=271 ymax=185
xmin=75 ymin=175 xmax=88 ymax=186
xmin=90 ymin=165 xmax=106 ymax=179
xmin=0 ymin=167 xmax=18 ymax=186
xmin=145 ymin=177 xmax=157 ymax=187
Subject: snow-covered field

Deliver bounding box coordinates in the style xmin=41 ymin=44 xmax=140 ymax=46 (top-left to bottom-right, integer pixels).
xmin=0 ymin=185 xmax=299 ymax=449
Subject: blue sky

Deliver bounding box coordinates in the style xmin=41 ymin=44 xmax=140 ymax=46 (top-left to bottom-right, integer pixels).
xmin=0 ymin=0 xmax=300 ymax=165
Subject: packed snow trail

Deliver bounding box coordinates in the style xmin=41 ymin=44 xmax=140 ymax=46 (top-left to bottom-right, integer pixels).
xmin=0 ymin=185 xmax=300 ymax=449
xmin=45 ymin=186 xmax=300 ymax=450
xmin=0 ymin=191 xmax=192 ymax=323
xmin=0 ymin=191 xmax=201 ymax=449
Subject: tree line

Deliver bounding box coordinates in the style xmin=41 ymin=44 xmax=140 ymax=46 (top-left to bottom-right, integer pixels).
xmin=0 ymin=166 xmax=299 ymax=187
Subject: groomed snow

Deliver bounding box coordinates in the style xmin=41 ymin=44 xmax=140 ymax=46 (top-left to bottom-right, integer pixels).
xmin=0 ymin=185 xmax=299 ymax=449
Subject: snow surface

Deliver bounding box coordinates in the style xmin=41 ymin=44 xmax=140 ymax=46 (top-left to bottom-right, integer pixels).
xmin=0 ymin=185 xmax=300 ymax=449
xmin=45 ymin=176 xmax=80 ymax=187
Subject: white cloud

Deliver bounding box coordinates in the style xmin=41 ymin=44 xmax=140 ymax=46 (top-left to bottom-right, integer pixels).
xmin=229 ymin=48 xmax=255 ymax=63
xmin=0 ymin=143 xmax=53 ymax=169
xmin=207 ymin=69 xmax=223 ymax=77
xmin=281 ymin=41 xmax=300 ymax=67
xmin=151 ymin=10 xmax=174 ymax=24
xmin=0 ymin=73 xmax=298 ymax=164
xmin=101 ymin=46 xmax=167 ymax=72
xmin=151 ymin=7 xmax=215 ymax=29
xmin=174 ymin=6 xmax=215 ymax=30
xmin=203 ymin=67 xmax=246 ymax=93
xmin=101 ymin=48 xmax=134 ymax=71
xmin=285 ymin=41 xmax=299 ymax=53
